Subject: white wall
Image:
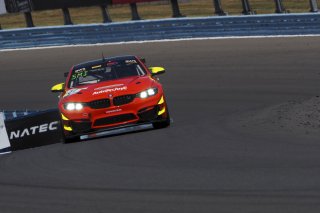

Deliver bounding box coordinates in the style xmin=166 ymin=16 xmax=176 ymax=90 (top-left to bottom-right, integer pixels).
xmin=0 ymin=113 xmax=11 ymax=154
xmin=0 ymin=0 xmax=7 ymax=15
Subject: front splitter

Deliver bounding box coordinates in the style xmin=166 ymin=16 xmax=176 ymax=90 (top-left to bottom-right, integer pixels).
xmin=79 ymin=123 xmax=154 ymax=140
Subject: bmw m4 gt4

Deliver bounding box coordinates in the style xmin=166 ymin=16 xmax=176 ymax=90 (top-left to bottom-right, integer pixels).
xmin=51 ymin=55 xmax=170 ymax=142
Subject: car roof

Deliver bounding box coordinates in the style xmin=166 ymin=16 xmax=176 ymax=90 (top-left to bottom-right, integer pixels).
xmin=73 ymin=55 xmax=137 ymax=70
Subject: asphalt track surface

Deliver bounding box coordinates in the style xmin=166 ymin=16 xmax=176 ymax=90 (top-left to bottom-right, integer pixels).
xmin=1 ymin=37 xmax=320 ymax=212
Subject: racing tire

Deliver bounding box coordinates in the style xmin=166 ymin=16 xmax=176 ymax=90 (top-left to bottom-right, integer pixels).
xmin=61 ymin=128 xmax=80 ymax=143
xmin=59 ymin=119 xmax=80 ymax=143
xmin=62 ymin=135 xmax=80 ymax=143
xmin=152 ymin=109 xmax=171 ymax=129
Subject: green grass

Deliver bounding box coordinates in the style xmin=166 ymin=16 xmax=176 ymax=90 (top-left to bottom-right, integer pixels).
xmin=0 ymin=0 xmax=318 ymax=29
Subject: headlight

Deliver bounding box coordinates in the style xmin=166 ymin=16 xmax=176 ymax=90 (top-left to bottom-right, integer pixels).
xmin=64 ymin=103 xmax=84 ymax=111
xmin=147 ymin=88 xmax=155 ymax=96
xmin=75 ymin=103 xmax=83 ymax=110
xmin=140 ymin=91 xmax=148 ymax=98
xmin=138 ymin=88 xmax=158 ymax=99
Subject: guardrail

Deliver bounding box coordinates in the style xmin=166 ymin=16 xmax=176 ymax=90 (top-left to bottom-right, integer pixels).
xmin=1 ymin=13 xmax=320 ymax=50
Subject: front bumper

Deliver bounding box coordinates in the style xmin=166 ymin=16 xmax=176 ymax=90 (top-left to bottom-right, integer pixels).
xmin=60 ymin=95 xmax=168 ymax=136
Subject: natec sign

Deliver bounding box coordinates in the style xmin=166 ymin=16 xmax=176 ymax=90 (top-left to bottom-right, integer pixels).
xmin=9 ymin=121 xmax=59 ymax=140
xmin=0 ymin=0 xmax=7 ymax=14
xmin=5 ymin=109 xmax=62 ymax=151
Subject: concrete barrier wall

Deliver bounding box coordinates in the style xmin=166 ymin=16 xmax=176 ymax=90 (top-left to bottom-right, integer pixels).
xmin=1 ymin=13 xmax=320 ymax=50
xmin=0 ymin=110 xmax=39 ymax=120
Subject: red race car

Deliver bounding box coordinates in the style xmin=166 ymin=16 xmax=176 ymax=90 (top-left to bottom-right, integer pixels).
xmin=51 ymin=55 xmax=170 ymax=142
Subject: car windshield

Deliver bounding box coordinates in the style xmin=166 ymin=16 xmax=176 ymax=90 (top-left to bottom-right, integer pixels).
xmin=69 ymin=59 xmax=146 ymax=88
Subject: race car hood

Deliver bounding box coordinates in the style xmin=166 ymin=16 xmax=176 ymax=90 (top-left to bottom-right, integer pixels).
xmin=61 ymin=76 xmax=154 ymax=103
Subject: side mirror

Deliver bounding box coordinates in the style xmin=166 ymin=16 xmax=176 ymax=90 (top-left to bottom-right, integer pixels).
xmin=51 ymin=83 xmax=65 ymax=93
xmin=149 ymin=67 xmax=165 ymax=76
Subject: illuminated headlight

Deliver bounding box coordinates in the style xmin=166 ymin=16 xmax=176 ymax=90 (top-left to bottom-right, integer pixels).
xmin=138 ymin=88 xmax=158 ymax=99
xmin=65 ymin=103 xmax=84 ymax=111
xmin=75 ymin=103 xmax=83 ymax=110
xmin=140 ymin=91 xmax=148 ymax=98
xmin=147 ymin=88 xmax=155 ymax=96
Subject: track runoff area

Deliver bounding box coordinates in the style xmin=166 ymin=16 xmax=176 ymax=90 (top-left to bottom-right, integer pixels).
xmin=1 ymin=35 xmax=320 ymax=212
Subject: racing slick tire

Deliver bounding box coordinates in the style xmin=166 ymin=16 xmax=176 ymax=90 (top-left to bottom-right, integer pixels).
xmin=62 ymin=135 xmax=80 ymax=143
xmin=60 ymin=122 xmax=80 ymax=143
xmin=152 ymin=108 xmax=171 ymax=129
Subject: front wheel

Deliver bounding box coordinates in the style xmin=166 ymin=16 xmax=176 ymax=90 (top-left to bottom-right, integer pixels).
xmin=152 ymin=108 xmax=171 ymax=129
xmin=59 ymin=118 xmax=81 ymax=143
xmin=62 ymin=135 xmax=80 ymax=143
xmin=61 ymin=129 xmax=80 ymax=143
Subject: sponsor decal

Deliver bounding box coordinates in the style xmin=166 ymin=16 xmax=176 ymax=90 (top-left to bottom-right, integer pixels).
xmin=9 ymin=121 xmax=59 ymax=140
xmin=74 ymin=68 xmax=86 ymax=73
xmin=63 ymin=88 xmax=87 ymax=98
xmin=125 ymin=60 xmax=137 ymax=64
xmin=94 ymin=84 xmax=124 ymax=91
xmin=92 ymin=86 xmax=127 ymax=95
xmin=71 ymin=70 xmax=88 ymax=80
xmin=91 ymin=67 xmax=106 ymax=72
xmin=107 ymin=61 xmax=118 ymax=66
xmin=106 ymin=109 xmax=122 ymax=114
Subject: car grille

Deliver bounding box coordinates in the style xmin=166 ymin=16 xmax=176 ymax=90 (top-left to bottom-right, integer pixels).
xmin=87 ymin=99 xmax=111 ymax=109
xmin=138 ymin=106 xmax=159 ymax=121
xmin=93 ymin=114 xmax=136 ymax=126
xmin=113 ymin=95 xmax=135 ymax=106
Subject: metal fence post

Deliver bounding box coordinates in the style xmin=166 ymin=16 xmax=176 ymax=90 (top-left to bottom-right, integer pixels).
xmin=274 ymin=0 xmax=286 ymax=13
xmin=212 ymin=0 xmax=227 ymax=16
xmin=309 ymin=0 xmax=318 ymax=12
xmin=24 ymin=12 xmax=34 ymax=27
xmin=100 ymin=4 xmax=112 ymax=23
xmin=130 ymin=3 xmax=141 ymax=20
xmin=62 ymin=8 xmax=73 ymax=25
xmin=241 ymin=0 xmax=254 ymax=15
xmin=170 ymin=0 xmax=183 ymax=17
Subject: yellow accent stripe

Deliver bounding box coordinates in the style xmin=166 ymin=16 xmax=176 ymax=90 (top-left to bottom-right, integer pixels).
xmin=92 ymin=65 xmax=102 ymax=69
xmin=158 ymin=107 xmax=166 ymax=115
xmin=63 ymin=125 xmax=72 ymax=131
xmin=61 ymin=113 xmax=69 ymax=121
xmin=158 ymin=96 xmax=164 ymax=105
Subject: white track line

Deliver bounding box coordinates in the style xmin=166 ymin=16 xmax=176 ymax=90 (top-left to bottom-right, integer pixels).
xmin=1 ymin=34 xmax=320 ymax=52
